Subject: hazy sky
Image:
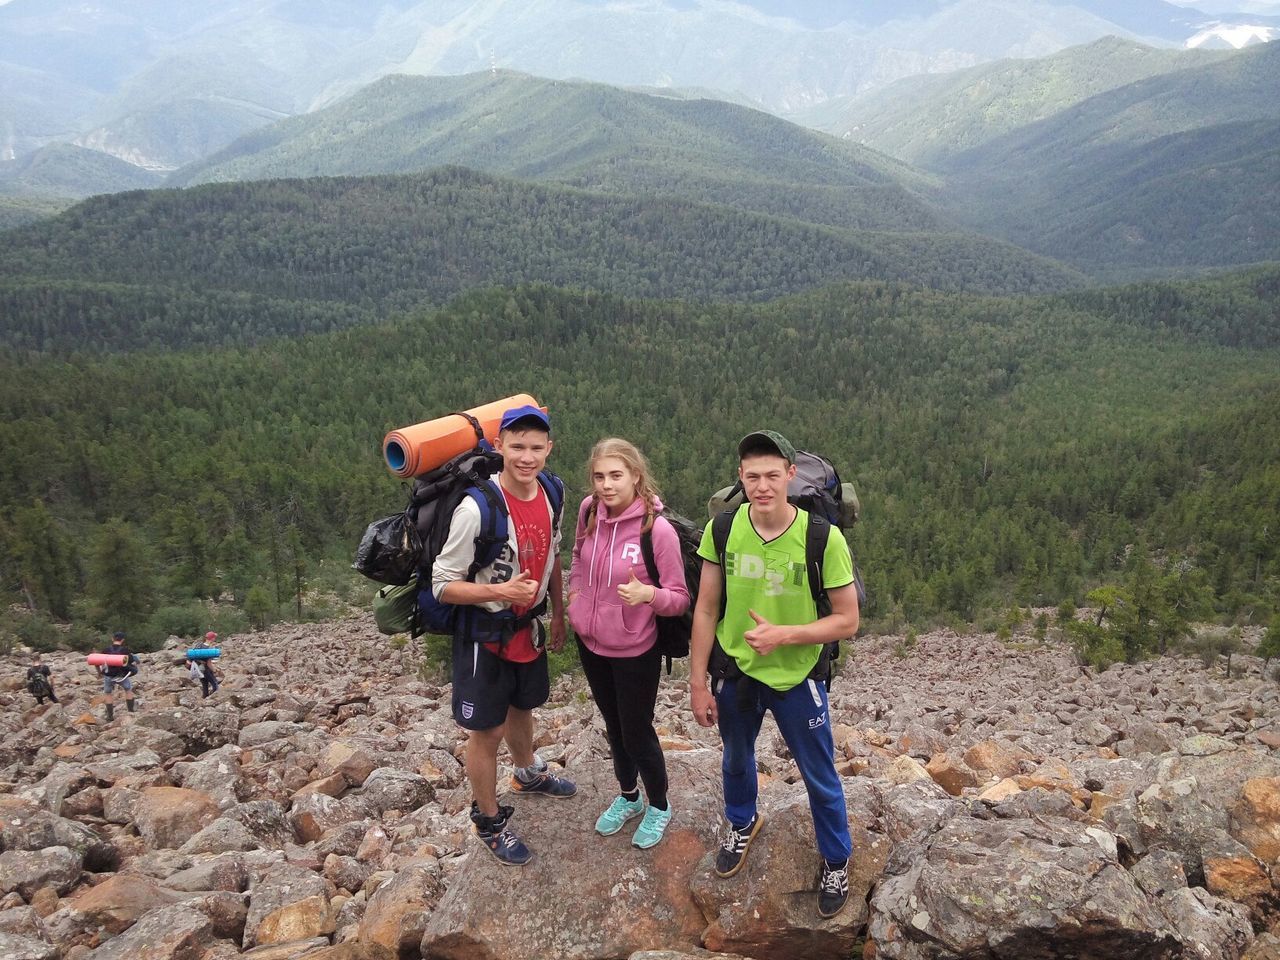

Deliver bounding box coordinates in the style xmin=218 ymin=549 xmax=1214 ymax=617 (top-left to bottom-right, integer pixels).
xmin=2 ymin=0 xmax=1279 ymax=11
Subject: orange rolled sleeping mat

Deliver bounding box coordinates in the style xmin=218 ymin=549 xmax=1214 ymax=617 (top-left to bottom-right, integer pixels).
xmin=382 ymin=394 xmax=544 ymax=478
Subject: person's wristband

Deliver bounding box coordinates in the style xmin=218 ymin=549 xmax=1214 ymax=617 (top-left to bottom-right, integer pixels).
xmin=648 ymin=586 xmax=657 ymax=604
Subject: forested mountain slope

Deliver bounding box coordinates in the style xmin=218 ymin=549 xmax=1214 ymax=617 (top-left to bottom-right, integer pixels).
xmin=0 ymin=143 xmax=163 ymax=199
xmin=171 ymin=71 xmax=942 ymax=236
xmin=0 ymin=167 xmax=1083 ymax=353
xmin=2 ymin=271 xmax=1277 ymax=640
xmin=938 ymin=42 xmax=1280 ymax=275
xmin=799 ymin=37 xmax=1227 ymax=166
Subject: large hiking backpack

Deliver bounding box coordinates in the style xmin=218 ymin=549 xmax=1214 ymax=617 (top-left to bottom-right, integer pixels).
xmin=638 ymin=507 xmax=704 ymax=674
xmin=27 ymin=671 xmax=52 ymax=699
xmin=357 ymin=444 xmax=564 ymax=641
xmin=707 ymin=449 xmax=860 ymax=530
xmin=414 ymin=447 xmax=564 ymax=641
xmin=708 ymin=449 xmax=865 ymax=690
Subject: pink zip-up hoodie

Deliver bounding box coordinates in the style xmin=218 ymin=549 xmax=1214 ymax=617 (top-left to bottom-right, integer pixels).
xmin=567 ymin=494 xmax=690 ymax=657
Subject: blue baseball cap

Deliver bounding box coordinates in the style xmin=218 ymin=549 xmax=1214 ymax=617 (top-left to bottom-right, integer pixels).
xmin=499 ymin=404 xmax=550 ymax=432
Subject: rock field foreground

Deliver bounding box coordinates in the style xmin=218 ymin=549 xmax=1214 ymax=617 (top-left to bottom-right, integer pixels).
xmin=4 ymin=618 xmax=1280 ymax=960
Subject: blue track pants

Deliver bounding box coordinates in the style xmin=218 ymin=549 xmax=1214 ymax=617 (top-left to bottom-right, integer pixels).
xmin=716 ymin=675 xmax=851 ymax=863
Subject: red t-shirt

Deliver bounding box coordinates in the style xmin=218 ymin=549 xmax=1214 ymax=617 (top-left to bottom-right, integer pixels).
xmin=488 ymin=483 xmax=552 ymax=663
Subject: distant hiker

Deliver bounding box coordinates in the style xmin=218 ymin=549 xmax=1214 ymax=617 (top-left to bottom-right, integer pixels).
xmin=690 ymin=431 xmax=860 ymax=918
xmin=198 ymin=631 xmax=221 ymax=697
xmin=188 ymin=657 xmax=219 ymax=698
xmin=26 ymin=655 xmax=58 ymax=705
xmin=98 ymin=630 xmax=140 ymax=720
xmin=432 ymin=404 xmax=575 ymax=865
xmin=569 ymin=438 xmax=689 ymax=848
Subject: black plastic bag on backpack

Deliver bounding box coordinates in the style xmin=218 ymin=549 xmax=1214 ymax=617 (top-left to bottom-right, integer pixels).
xmin=353 ymin=511 xmax=422 ymax=585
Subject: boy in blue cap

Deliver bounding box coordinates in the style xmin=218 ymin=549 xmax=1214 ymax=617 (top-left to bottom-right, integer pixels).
xmin=433 ymin=404 xmax=576 ymax=865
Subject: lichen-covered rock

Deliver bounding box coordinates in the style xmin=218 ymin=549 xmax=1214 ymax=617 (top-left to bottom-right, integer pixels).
xmin=0 ymin=846 xmax=83 ymax=901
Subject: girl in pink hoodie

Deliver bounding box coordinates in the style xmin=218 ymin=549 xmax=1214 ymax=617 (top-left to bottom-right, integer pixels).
xmin=568 ymin=438 xmax=690 ymax=849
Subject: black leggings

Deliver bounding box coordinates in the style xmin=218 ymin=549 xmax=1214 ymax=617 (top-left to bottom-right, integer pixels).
xmin=201 ymin=675 xmax=219 ymax=698
xmin=577 ymin=638 xmax=668 ymax=809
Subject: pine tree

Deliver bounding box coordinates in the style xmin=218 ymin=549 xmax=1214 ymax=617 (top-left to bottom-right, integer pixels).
xmin=86 ymin=519 xmax=155 ymax=630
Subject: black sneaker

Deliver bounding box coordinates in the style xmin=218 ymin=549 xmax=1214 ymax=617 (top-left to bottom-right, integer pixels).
xmin=714 ymin=813 xmax=763 ymax=878
xmin=818 ymin=858 xmax=850 ymax=918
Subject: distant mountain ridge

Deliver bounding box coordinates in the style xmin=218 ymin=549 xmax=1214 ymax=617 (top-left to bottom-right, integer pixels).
xmin=2 ymin=0 xmax=1276 ymax=179
xmin=798 ymin=37 xmax=1229 ymax=166
xmin=171 ymin=71 xmax=945 ymax=236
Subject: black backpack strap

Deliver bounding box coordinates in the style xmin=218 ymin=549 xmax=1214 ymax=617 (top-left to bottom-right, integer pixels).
xmin=711 ymin=508 xmax=736 ymax=621
xmin=640 ymin=518 xmax=673 ymax=675
xmin=639 ymin=525 xmax=662 ymax=588
xmin=804 ymin=511 xmax=841 ymax=690
xmin=708 ymin=508 xmax=740 ymax=682
xmin=805 ymin=512 xmax=831 ymax=613
xmin=452 ymin=410 xmax=486 ymax=445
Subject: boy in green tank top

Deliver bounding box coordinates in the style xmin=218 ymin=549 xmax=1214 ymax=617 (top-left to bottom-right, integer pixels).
xmin=690 ymin=430 xmax=860 ymax=918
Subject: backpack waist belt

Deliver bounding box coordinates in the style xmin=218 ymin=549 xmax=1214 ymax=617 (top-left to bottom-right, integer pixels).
xmin=455 ymin=596 xmax=549 ymax=646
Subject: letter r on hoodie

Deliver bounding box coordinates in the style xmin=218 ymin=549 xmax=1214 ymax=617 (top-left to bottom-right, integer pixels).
xmin=620 ymin=543 xmax=641 ymax=565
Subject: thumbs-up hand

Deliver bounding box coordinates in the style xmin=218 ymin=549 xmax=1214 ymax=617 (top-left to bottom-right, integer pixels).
xmin=496 ymin=570 xmax=538 ymax=607
xmin=617 ymin=566 xmax=656 ymax=607
xmin=744 ymin=609 xmax=787 ymax=655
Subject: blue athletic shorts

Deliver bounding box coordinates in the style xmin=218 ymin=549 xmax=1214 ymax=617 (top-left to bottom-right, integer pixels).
xmin=451 ymin=634 xmax=549 ymax=731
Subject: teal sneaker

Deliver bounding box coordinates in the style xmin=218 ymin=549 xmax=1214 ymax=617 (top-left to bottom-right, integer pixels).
xmin=595 ymin=794 xmax=646 ymax=836
xmin=631 ymin=803 xmax=673 ymax=849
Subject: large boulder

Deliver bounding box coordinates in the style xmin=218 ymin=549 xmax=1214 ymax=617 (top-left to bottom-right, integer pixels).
xmin=691 ymin=777 xmax=901 ymax=960
xmin=134 ymin=707 xmax=241 ymax=755
xmin=0 ymin=846 xmax=83 ymax=901
xmin=421 ymin=754 xmax=721 ymax=960
xmin=0 ymin=931 xmax=58 ymax=960
xmin=170 ymin=745 xmax=248 ymax=808
xmin=180 ymin=800 xmax=293 ymax=855
xmin=68 ymin=871 xmax=181 ymax=934
xmin=866 ymin=812 xmax=1248 ymax=959
xmin=0 ymin=809 xmax=116 ymax=872
xmin=358 ymin=859 xmax=445 ymax=959
xmin=80 ymin=903 xmax=217 ymax=960
xmin=358 ymin=769 xmax=434 ymax=816
xmin=163 ymin=853 xmax=251 ymax=893
xmin=19 ymin=763 xmax=95 ymax=816
xmin=1230 ymin=777 xmax=1280 ymax=863
xmin=244 ymin=862 xmax=337 ymax=948
xmin=289 ymin=793 xmax=370 ymax=844
xmin=133 ymin=787 xmax=221 ymax=849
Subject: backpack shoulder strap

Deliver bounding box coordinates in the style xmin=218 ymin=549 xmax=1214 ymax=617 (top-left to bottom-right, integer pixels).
xmin=639 ymin=514 xmax=667 ymax=588
xmin=804 ymin=510 xmax=829 ymax=608
xmin=711 ymin=508 xmax=735 ymax=561
xmin=711 ymin=507 xmax=738 ymax=621
xmin=536 ymin=470 xmax=565 ymax=529
xmin=464 ymin=479 xmax=509 ymax=581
